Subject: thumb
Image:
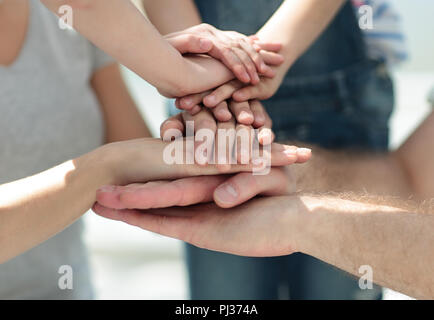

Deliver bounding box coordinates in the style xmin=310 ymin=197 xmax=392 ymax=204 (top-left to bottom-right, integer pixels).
xmin=167 ymin=34 xmax=213 ymax=54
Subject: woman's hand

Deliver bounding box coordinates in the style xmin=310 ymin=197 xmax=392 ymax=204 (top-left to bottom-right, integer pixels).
xmin=99 ymin=137 xmax=307 ymax=184
xmin=165 ymin=24 xmax=283 ymax=85
xmin=93 ymin=195 xmax=308 ymax=257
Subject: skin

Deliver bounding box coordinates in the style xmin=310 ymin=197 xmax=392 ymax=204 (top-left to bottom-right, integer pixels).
xmin=94 ymin=106 xmax=434 ymax=298
xmin=0 ymin=0 xmax=152 ymax=260
xmin=40 ymin=0 xmax=281 ymax=97
xmin=0 ymin=136 xmax=304 ymax=263
xmin=171 ymin=0 xmax=346 ymax=115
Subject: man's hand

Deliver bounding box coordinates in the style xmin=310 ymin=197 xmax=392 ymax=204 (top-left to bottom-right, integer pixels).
xmin=93 ymin=195 xmax=305 ymax=257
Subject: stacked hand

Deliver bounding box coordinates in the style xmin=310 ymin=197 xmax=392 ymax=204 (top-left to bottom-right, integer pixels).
xmin=92 ymin=23 xmax=311 ymax=257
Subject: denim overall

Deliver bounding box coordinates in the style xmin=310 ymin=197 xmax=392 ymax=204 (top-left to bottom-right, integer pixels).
xmin=182 ymin=0 xmax=394 ymax=299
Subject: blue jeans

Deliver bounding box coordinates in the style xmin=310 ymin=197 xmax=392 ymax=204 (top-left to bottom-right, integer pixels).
xmin=179 ymin=0 xmax=394 ymax=300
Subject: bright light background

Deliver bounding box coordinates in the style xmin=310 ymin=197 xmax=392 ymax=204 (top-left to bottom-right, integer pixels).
xmin=83 ymin=1 xmax=434 ymax=300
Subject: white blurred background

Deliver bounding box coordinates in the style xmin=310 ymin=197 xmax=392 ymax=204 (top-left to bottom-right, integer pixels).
xmin=83 ymin=0 xmax=434 ymax=300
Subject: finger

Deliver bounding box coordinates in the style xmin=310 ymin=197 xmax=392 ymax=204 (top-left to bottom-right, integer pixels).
xmin=178 ymin=90 xmax=212 ymax=111
xmin=96 ymin=176 xmax=228 ymax=210
xmin=183 ymin=109 xmax=217 ymax=165
xmin=238 ymin=39 xmax=268 ymax=75
xmin=295 ymin=147 xmax=312 ymax=163
xmin=213 ymin=169 xmax=289 ymax=208
xmin=249 ymin=100 xmax=266 ymax=128
xmin=260 ymin=51 xmax=285 ymax=66
xmin=229 ymin=100 xmax=254 ymax=125
xmin=215 ymin=116 xmax=236 ymax=172
xmin=160 ymin=113 xmax=184 ymax=141
xmin=257 ymin=105 xmax=275 ymax=145
xmin=203 ymin=80 xmax=243 ymax=108
xmin=232 ymin=47 xmax=260 ymax=85
xmin=232 ymin=84 xmax=262 ymax=102
xmin=188 ymin=105 xmax=202 ymax=115
xmin=215 ymin=45 xmax=251 ymax=83
xmin=211 ymin=101 xmax=232 ymax=122
xmin=254 ymin=42 xmax=282 ymax=53
xmin=167 ymin=34 xmax=213 ymax=54
xmin=235 ymin=123 xmax=254 ymax=165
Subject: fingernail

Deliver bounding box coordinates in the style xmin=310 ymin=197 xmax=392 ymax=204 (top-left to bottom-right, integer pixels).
xmin=255 ymin=113 xmax=265 ymax=124
xmin=283 ymin=147 xmax=297 ymax=156
xmin=238 ymin=111 xmax=254 ymax=123
xmin=242 ymin=72 xmax=250 ymax=82
xmin=258 ymin=128 xmax=272 ymax=143
xmin=98 ymin=185 xmax=116 ymax=193
xmin=217 ymin=109 xmax=232 ymax=121
xmin=181 ymin=98 xmax=192 ymax=107
xmin=297 ymin=148 xmax=312 ymax=156
xmin=205 ymin=95 xmax=216 ymax=106
xmin=215 ymin=183 xmax=239 ymax=204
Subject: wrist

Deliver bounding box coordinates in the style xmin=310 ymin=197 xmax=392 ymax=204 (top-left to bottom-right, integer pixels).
xmin=287 ymin=194 xmax=322 ymax=255
xmin=78 ymin=144 xmax=121 ymax=187
xmin=278 ymin=195 xmax=315 ymax=254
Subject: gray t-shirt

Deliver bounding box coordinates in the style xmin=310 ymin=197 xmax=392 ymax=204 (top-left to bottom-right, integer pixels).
xmin=0 ymin=0 xmax=114 ymax=299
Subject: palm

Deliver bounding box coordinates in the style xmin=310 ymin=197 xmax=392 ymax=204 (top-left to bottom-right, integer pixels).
xmin=94 ymin=196 xmax=299 ymax=257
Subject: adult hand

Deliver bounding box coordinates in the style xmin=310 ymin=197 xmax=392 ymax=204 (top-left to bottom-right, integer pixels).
xmin=93 ymin=195 xmax=309 ymax=257
xmin=95 ymin=163 xmax=308 ymax=211
xmin=165 ymin=24 xmax=283 ymax=85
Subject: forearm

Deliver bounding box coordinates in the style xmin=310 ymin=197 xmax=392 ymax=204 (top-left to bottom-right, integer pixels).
xmin=142 ymin=0 xmax=201 ymax=35
xmin=294 ymin=148 xmax=414 ymax=199
xmin=257 ymin=0 xmax=345 ymax=73
xmin=91 ymin=64 xmax=152 ymax=142
xmin=294 ymin=112 xmax=434 ymax=202
xmin=0 ymin=150 xmax=113 ymax=263
xmin=295 ymin=194 xmax=434 ymax=299
xmin=40 ymin=0 xmax=203 ymax=96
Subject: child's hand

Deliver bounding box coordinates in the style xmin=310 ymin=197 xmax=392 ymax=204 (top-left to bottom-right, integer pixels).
xmin=165 ymin=24 xmax=282 ymax=85
xmin=174 ymin=45 xmax=285 ymax=119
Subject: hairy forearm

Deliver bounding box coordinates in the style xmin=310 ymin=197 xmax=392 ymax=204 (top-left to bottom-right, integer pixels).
xmin=293 ymin=112 xmax=434 ymax=203
xmin=142 ymin=0 xmax=201 ymax=35
xmin=294 ymin=148 xmax=414 ymax=200
xmin=295 ymin=194 xmax=434 ymax=299
xmin=257 ymin=0 xmax=345 ymax=72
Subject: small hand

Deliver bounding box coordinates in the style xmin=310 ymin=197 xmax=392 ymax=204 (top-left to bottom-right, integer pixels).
xmin=174 ymin=50 xmax=284 ymax=115
xmin=165 ymin=24 xmax=283 ymax=85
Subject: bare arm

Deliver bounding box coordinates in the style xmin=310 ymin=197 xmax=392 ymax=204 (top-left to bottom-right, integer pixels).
xmin=257 ymin=0 xmax=346 ymax=72
xmin=142 ymin=0 xmax=201 ymax=35
xmin=177 ymin=0 xmax=346 ymax=107
xmin=40 ymin=0 xmax=232 ymax=96
xmin=94 ymin=110 xmax=434 ymax=298
xmin=91 ymin=63 xmax=152 ymax=142
xmin=295 ymin=112 xmax=434 ymax=202
xmin=0 ymin=136 xmax=297 ymax=263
